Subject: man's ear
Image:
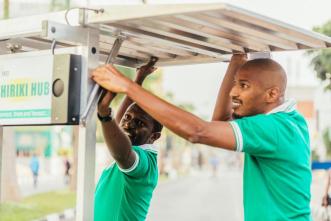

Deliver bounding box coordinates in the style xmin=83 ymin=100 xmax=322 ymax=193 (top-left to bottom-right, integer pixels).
xmin=266 ymin=87 xmax=280 ymax=103
xmin=149 ymin=132 xmax=161 ymax=143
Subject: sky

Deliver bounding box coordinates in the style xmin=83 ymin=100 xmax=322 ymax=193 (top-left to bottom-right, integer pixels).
xmin=156 ymin=0 xmax=331 ymax=117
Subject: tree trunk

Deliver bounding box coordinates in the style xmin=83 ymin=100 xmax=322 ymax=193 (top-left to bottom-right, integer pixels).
xmin=0 ymin=127 xmax=21 ymax=202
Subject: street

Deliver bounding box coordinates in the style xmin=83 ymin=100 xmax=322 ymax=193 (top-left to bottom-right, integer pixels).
xmin=147 ymin=168 xmax=243 ymax=221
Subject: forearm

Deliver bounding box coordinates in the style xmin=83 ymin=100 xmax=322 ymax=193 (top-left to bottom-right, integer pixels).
xmin=115 ymin=75 xmax=146 ymax=123
xmin=212 ymin=62 xmax=242 ymax=121
xmin=126 ymin=82 xmax=217 ymax=145
xmin=93 ymin=64 xmax=236 ymax=150
xmin=212 ymin=69 xmax=236 ymax=121
xmin=101 ymin=120 xmax=135 ymax=169
xmin=126 ymin=84 xmax=236 ymax=149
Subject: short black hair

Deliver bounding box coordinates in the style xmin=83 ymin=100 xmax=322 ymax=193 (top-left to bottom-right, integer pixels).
xmin=152 ymin=119 xmax=163 ymax=133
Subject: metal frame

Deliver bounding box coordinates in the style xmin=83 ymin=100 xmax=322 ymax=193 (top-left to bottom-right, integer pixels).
xmin=2 ymin=4 xmax=331 ymax=68
xmin=0 ymin=11 xmax=99 ymax=220
xmin=0 ymin=127 xmax=3 ymax=202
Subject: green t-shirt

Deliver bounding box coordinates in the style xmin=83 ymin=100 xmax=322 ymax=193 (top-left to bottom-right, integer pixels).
xmin=94 ymin=144 xmax=158 ymax=221
xmin=230 ymin=101 xmax=311 ymax=221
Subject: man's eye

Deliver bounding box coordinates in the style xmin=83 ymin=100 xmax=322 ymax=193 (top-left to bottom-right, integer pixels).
xmin=124 ymin=115 xmax=131 ymax=120
xmin=240 ymin=83 xmax=248 ymax=89
xmin=138 ymin=121 xmax=145 ymax=127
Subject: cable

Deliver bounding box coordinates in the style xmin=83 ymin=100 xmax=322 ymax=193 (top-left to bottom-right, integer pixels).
xmin=51 ymin=39 xmax=57 ymax=55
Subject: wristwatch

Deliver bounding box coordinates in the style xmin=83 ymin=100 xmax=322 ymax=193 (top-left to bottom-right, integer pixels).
xmin=97 ymin=107 xmax=114 ymax=122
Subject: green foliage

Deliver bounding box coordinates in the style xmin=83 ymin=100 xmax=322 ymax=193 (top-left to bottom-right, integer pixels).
xmin=309 ymin=20 xmax=331 ymax=90
xmin=311 ymin=149 xmax=320 ymax=161
xmin=323 ymin=127 xmax=331 ymax=157
xmin=3 ymin=0 xmax=9 ymax=19
xmin=49 ymin=0 xmax=70 ymax=12
xmin=0 ymin=189 xmax=75 ymax=221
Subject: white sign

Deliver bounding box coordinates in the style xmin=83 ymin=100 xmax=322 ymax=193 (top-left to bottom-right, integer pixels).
xmin=0 ymin=53 xmax=53 ymax=125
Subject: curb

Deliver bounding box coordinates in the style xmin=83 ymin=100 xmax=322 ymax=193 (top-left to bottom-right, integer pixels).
xmin=34 ymin=208 xmax=75 ymax=221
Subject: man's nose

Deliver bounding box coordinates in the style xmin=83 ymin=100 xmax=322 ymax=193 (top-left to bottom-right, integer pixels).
xmin=229 ymin=86 xmax=238 ymax=98
xmin=123 ymin=121 xmax=131 ymax=128
xmin=125 ymin=120 xmax=136 ymax=128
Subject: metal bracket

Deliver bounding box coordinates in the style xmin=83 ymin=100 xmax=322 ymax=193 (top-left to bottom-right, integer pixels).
xmin=248 ymin=52 xmax=272 ymax=60
xmin=80 ymin=36 xmax=125 ymax=126
xmin=42 ymin=20 xmax=90 ymax=45
xmin=6 ymin=43 xmax=22 ymax=53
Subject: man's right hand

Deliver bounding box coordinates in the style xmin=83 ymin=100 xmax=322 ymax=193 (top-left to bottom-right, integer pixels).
xmin=98 ymin=91 xmax=116 ymax=116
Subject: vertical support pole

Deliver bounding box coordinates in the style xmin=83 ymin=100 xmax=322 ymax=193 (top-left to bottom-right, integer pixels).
xmin=75 ymin=26 xmax=99 ymax=221
xmin=0 ymin=127 xmax=3 ymax=202
xmin=80 ymin=36 xmax=124 ymax=126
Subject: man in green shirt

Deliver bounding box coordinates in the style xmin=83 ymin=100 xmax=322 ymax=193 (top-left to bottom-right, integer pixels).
xmin=92 ymin=54 xmax=311 ymax=220
xmin=94 ymin=63 xmax=163 ymax=221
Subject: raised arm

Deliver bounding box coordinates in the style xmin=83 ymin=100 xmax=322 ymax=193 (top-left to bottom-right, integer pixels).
xmin=92 ymin=65 xmax=237 ymax=151
xmin=212 ymin=54 xmax=247 ymax=121
xmin=115 ymin=62 xmax=157 ymax=123
xmin=98 ymin=89 xmax=135 ymax=169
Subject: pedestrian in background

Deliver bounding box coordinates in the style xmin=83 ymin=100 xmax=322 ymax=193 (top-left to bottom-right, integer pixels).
xmin=30 ymin=153 xmax=39 ymax=188
xmin=64 ymin=157 xmax=71 ymax=185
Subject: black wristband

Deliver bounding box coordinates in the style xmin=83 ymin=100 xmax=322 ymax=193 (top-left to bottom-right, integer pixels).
xmin=97 ymin=107 xmax=114 ymax=122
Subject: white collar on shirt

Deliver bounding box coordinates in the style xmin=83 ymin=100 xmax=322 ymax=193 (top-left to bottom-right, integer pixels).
xmin=267 ymin=99 xmax=297 ymax=115
xmin=139 ymin=144 xmax=158 ymax=154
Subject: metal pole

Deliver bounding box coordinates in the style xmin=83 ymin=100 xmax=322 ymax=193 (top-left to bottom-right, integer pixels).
xmin=0 ymin=127 xmax=3 ymax=202
xmin=75 ymin=27 xmax=99 ymax=221
xmin=80 ymin=37 xmax=124 ymax=126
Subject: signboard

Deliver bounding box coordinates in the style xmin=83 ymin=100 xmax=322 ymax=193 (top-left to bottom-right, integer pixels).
xmin=0 ymin=53 xmax=81 ymax=126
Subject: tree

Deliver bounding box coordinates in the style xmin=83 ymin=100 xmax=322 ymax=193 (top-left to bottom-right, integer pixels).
xmin=3 ymin=0 xmax=9 ymax=19
xmin=323 ymin=128 xmax=331 ymax=157
xmin=50 ymin=0 xmax=70 ymax=12
xmin=309 ymin=20 xmax=331 ymax=91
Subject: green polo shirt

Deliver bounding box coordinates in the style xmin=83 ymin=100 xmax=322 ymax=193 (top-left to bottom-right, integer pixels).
xmin=230 ymin=100 xmax=312 ymax=221
xmin=94 ymin=144 xmax=158 ymax=221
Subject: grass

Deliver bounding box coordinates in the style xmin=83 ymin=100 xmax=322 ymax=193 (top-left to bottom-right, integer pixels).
xmin=0 ymin=189 xmax=76 ymax=221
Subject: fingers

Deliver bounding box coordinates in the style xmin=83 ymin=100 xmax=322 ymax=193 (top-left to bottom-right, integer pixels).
xmin=105 ymin=64 xmax=123 ymax=76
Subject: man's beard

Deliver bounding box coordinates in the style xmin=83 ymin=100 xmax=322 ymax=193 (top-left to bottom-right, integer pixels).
xmin=128 ymin=134 xmax=144 ymax=146
xmin=232 ymin=113 xmax=243 ymax=119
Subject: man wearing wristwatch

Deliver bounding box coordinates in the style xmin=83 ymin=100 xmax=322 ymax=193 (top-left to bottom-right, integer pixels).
xmin=94 ymin=63 xmax=163 ymax=221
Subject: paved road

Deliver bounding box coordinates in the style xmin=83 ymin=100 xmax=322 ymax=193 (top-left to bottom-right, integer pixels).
xmin=147 ymin=169 xmax=243 ymax=221
xmin=31 ymin=167 xmax=327 ymax=221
